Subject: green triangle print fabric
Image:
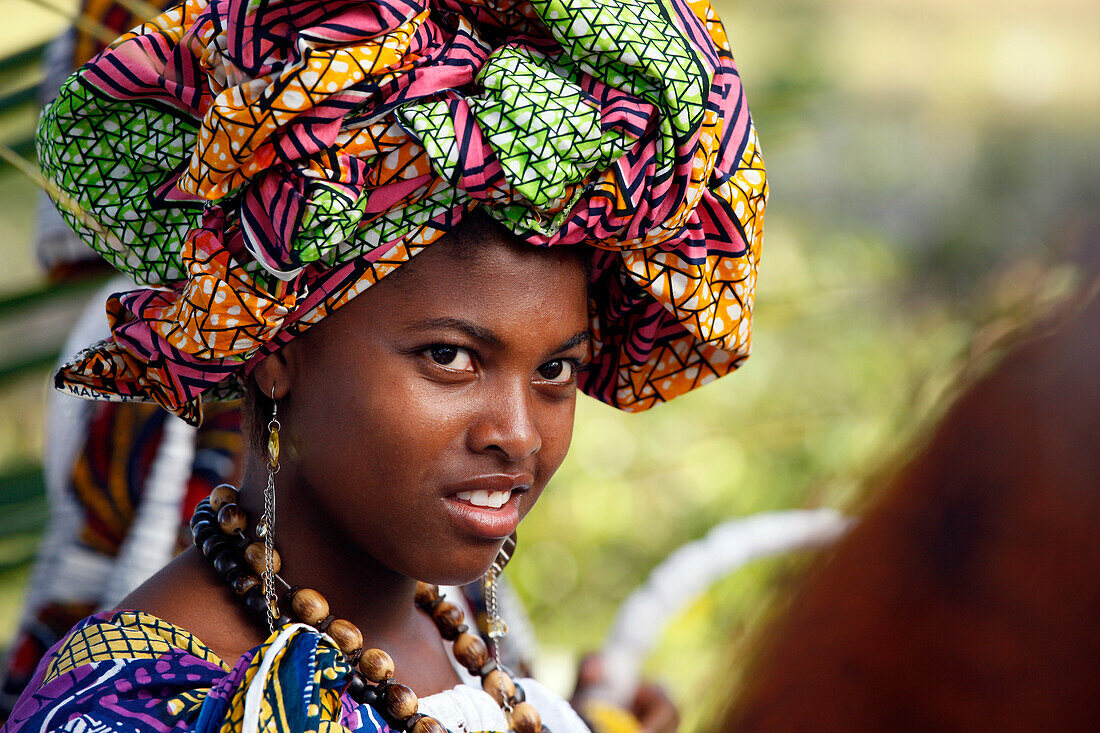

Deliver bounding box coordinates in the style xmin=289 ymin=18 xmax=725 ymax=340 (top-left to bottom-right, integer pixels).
xmin=38 ymin=0 xmax=768 ymax=425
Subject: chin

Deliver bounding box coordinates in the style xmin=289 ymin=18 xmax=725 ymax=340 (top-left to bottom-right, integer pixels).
xmin=413 ymin=545 xmax=501 ymax=587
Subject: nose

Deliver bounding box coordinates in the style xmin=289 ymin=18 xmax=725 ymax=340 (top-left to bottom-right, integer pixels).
xmin=467 ymin=384 xmax=542 ymax=462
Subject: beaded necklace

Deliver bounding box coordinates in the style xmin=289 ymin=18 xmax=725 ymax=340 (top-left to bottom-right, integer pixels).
xmin=189 ymin=484 xmax=546 ymax=733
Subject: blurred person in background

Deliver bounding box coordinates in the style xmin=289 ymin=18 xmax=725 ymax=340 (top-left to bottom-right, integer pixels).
xmin=0 ymin=0 xmax=244 ymax=716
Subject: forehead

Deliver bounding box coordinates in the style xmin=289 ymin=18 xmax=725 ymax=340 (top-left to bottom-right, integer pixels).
xmin=321 ymin=226 xmax=590 ymax=343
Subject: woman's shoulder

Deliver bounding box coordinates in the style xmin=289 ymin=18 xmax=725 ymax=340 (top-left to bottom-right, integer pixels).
xmin=3 ymin=610 xmax=230 ymax=732
xmin=40 ymin=609 xmax=228 ymax=683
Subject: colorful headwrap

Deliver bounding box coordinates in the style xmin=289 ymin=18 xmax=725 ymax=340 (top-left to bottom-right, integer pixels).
xmin=39 ymin=0 xmax=767 ymax=425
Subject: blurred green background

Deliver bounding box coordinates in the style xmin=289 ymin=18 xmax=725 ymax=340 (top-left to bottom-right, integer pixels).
xmin=0 ymin=0 xmax=1097 ymax=730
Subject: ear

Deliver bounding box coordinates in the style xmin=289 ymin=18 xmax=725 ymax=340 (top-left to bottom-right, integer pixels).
xmin=251 ymin=349 xmax=293 ymax=402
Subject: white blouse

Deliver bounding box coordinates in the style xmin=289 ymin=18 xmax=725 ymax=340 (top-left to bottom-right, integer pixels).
xmin=418 ymin=678 xmax=591 ymax=733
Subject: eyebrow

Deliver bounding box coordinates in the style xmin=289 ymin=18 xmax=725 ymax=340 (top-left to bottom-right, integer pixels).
xmin=406 ymin=317 xmax=589 ymax=354
xmin=552 ymin=330 xmax=591 ymax=354
xmin=407 ymin=317 xmax=503 ymax=347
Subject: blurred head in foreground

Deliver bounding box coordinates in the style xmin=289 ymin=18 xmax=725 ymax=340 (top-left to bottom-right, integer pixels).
xmin=719 ymin=280 xmax=1100 ymax=731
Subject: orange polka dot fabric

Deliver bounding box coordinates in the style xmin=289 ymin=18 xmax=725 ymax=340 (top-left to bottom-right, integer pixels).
xmin=39 ymin=0 xmax=767 ymax=424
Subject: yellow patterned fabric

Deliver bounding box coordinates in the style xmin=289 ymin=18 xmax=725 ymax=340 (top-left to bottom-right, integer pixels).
xmin=42 ymin=610 xmax=227 ymax=685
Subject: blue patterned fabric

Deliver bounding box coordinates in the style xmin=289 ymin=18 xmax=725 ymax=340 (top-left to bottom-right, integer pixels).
xmin=2 ymin=611 xmax=387 ymax=733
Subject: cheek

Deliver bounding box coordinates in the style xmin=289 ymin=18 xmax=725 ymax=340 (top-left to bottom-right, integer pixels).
xmin=289 ymin=364 xmax=467 ymax=488
xmin=534 ymin=395 xmax=578 ymax=485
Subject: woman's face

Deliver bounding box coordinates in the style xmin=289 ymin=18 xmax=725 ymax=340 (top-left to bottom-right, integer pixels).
xmin=267 ymin=226 xmax=589 ymax=586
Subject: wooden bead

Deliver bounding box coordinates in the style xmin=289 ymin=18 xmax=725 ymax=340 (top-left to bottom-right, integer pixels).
xmin=411 ymin=716 xmax=447 ymax=733
xmin=507 ymin=702 xmax=541 ymax=733
xmin=430 ymin=601 xmax=465 ymax=640
xmin=212 ymin=553 xmax=240 ymax=577
xmin=209 ymin=485 xmax=239 ymax=512
xmin=482 ymin=667 xmax=515 ymax=706
xmin=358 ymin=648 xmax=395 ymax=683
xmin=190 ymin=500 xmax=214 ymax=527
xmin=510 ymin=682 xmax=525 ymax=704
xmin=217 ymin=503 xmax=248 ymax=534
xmin=383 ymin=683 xmax=418 ymax=720
xmin=327 ymin=619 xmax=363 ymax=656
xmin=244 ymin=542 xmax=281 ymax=574
xmin=414 ymin=582 xmax=439 ymax=607
xmin=452 ymin=631 xmax=489 ymax=672
xmin=201 ymin=535 xmax=231 ymax=558
xmin=291 ymin=588 xmax=330 ymax=625
xmin=346 ymin=672 xmax=368 ymax=703
xmin=243 ymin=586 xmax=269 ymax=618
xmin=190 ymin=520 xmax=216 ymax=546
xmin=232 ymin=574 xmax=259 ymax=595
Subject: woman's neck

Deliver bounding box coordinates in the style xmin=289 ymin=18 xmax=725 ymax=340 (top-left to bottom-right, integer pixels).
xmin=237 ymin=453 xmax=462 ymax=692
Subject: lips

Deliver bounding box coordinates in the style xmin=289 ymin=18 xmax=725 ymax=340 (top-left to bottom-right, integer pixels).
xmin=441 ymin=473 xmax=532 ymax=539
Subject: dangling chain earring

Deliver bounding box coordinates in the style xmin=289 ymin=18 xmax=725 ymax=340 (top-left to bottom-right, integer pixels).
xmin=483 ymin=532 xmax=516 ymax=710
xmin=261 ymin=386 xmax=281 ymax=634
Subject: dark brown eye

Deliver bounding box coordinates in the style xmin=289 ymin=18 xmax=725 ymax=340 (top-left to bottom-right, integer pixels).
xmin=537 ymin=360 xmax=572 ymax=383
xmin=424 ymin=346 xmax=474 ymax=371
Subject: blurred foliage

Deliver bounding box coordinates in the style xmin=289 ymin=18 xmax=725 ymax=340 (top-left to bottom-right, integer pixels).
xmin=0 ymin=0 xmax=1097 ymax=731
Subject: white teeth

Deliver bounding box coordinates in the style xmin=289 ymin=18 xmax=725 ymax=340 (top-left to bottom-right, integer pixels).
xmin=460 ymin=489 xmax=512 ymax=508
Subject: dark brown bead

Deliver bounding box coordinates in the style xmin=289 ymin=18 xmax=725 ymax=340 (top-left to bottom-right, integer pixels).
xmin=482 ymin=667 xmax=516 ymax=706
xmin=189 ymin=500 xmax=214 ymax=528
xmin=243 ymin=586 xmax=269 ymax=617
xmin=244 ymin=542 xmax=281 ymax=574
xmin=346 ymin=672 xmax=368 ymax=703
xmin=217 ymin=503 xmax=248 ymax=534
xmin=508 ymin=702 xmax=541 ymax=733
xmin=411 ymin=716 xmax=447 ymax=733
xmin=232 ymin=574 xmax=260 ymax=595
xmin=430 ymin=601 xmax=465 ymax=640
xmin=510 ymin=682 xmax=526 ymax=704
xmin=190 ymin=517 xmax=214 ymax=540
xmin=209 ymin=485 xmax=239 ymax=512
xmin=414 ymin=582 xmax=439 ymax=608
xmin=290 ymin=588 xmax=330 ymax=625
xmin=383 ymin=683 xmax=418 ymax=720
xmin=212 ymin=553 xmax=240 ymax=577
xmin=201 ymin=535 xmax=231 ymax=558
xmin=452 ymin=631 xmax=489 ymax=672
xmin=358 ymin=648 xmax=395 ymax=683
xmin=327 ymin=619 xmax=363 ymax=656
